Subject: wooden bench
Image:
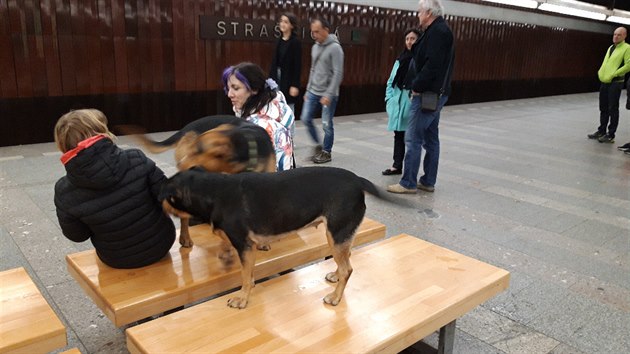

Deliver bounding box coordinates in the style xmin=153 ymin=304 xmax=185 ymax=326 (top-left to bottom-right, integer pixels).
xmin=0 ymin=267 xmax=67 ymax=354
xmin=126 ymin=234 xmax=510 ymax=354
xmin=66 ymin=218 xmax=385 ymax=327
xmin=59 ymin=348 xmax=81 ymax=354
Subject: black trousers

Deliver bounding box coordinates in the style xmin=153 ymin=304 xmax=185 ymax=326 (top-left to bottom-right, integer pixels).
xmin=392 ymin=130 xmax=405 ymax=170
xmin=598 ymin=81 xmax=624 ymax=137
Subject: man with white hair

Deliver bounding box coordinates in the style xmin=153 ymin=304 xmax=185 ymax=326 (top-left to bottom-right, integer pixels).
xmin=387 ymin=0 xmax=454 ymax=194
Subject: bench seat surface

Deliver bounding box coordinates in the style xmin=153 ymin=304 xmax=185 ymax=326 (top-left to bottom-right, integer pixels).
xmin=66 ymin=218 xmax=385 ymax=326
xmin=126 ymin=234 xmax=510 ymax=354
xmin=0 ymin=267 xmax=66 ymax=354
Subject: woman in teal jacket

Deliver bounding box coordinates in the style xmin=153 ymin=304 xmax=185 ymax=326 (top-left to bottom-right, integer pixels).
xmin=383 ymin=29 xmax=421 ymax=175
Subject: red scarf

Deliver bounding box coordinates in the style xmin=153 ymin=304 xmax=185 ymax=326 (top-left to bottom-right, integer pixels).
xmin=60 ymin=134 xmax=108 ymax=165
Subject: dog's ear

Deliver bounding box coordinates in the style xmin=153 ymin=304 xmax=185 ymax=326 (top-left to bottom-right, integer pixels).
xmin=163 ymin=187 xmax=190 ymax=212
xmin=158 ymin=178 xmax=175 ymax=201
xmin=198 ymin=132 xmax=232 ymax=160
xmin=175 ymin=132 xmax=204 ymax=169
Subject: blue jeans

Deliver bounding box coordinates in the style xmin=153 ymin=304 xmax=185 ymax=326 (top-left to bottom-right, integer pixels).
xmin=400 ymin=94 xmax=449 ymax=189
xmin=300 ymin=91 xmax=338 ymax=153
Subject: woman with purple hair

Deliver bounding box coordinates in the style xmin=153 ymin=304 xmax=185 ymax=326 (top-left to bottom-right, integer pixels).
xmin=222 ymin=62 xmax=295 ymax=171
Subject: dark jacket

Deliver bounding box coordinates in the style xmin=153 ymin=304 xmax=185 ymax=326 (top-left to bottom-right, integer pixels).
xmin=269 ymin=33 xmax=302 ymax=104
xmin=54 ymin=138 xmax=176 ymax=269
xmin=411 ymin=16 xmax=454 ymax=96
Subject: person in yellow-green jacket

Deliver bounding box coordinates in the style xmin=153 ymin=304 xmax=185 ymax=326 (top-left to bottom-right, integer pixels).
xmin=588 ymin=27 xmax=630 ymax=144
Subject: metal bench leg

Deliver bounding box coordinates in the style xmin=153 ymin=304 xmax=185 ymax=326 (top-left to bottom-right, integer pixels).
xmin=437 ymin=320 xmax=456 ymax=354
xmin=405 ymin=320 xmax=457 ymax=353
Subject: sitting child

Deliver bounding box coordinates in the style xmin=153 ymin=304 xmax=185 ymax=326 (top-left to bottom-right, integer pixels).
xmin=54 ymin=109 xmax=176 ymax=268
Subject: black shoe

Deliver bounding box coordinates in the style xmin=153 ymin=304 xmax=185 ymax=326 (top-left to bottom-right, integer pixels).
xmin=417 ymin=183 xmax=435 ymax=192
xmin=617 ymin=143 xmax=630 ymax=151
xmin=382 ymin=168 xmax=402 ymax=175
xmin=598 ymin=134 xmax=615 ymax=143
xmin=304 ymin=145 xmax=323 ymax=162
xmin=587 ymin=131 xmax=605 ymax=139
xmin=313 ymin=151 xmax=331 ymax=164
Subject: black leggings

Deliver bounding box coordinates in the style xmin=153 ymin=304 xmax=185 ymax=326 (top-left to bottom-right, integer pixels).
xmin=392 ymin=130 xmax=405 ymax=170
xmin=598 ymin=81 xmax=624 ymax=137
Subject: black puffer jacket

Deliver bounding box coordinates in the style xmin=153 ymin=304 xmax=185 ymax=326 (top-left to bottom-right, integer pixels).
xmin=54 ymin=138 xmax=175 ymax=268
xmin=269 ymin=33 xmax=302 ymax=105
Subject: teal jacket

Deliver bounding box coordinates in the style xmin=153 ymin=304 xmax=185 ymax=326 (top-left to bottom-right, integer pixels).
xmin=598 ymin=41 xmax=630 ymax=83
xmin=385 ymin=60 xmax=413 ymax=132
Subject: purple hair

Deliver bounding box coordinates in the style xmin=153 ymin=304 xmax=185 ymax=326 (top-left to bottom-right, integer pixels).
xmin=221 ymin=66 xmax=251 ymax=94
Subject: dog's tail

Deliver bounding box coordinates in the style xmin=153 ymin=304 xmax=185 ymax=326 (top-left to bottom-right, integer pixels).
xmin=358 ymin=177 xmax=416 ymax=209
xmin=115 ymin=125 xmax=183 ymax=153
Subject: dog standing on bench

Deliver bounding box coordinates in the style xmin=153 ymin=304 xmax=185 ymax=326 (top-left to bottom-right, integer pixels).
xmin=159 ymin=166 xmax=402 ymax=308
xmin=119 ymin=115 xmax=275 ymax=247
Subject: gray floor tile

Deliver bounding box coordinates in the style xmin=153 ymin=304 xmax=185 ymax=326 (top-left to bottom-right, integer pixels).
xmin=458 ymin=307 xmax=559 ymax=354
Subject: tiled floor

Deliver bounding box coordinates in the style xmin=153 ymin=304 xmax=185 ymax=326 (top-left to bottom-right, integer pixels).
xmin=1 ymin=92 xmax=628 ymax=353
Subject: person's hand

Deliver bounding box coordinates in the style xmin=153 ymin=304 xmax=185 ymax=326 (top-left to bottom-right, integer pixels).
xmin=289 ymin=86 xmax=299 ymax=97
xmin=320 ymin=96 xmax=331 ymax=107
xmin=303 ymin=94 xmax=307 ymax=101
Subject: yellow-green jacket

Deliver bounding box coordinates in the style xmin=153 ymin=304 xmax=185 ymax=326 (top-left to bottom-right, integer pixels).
xmin=598 ymin=41 xmax=630 ymax=83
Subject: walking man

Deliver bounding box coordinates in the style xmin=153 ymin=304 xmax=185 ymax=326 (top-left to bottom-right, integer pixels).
xmin=301 ymin=16 xmax=344 ymax=164
xmin=387 ymin=0 xmax=454 ymax=194
xmin=588 ymin=26 xmax=630 ymax=144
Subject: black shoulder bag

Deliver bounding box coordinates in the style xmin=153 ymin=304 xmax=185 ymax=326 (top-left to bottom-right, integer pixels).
xmin=421 ymin=43 xmax=454 ymax=112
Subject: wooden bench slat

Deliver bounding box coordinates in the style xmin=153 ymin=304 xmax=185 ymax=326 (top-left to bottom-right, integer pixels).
xmin=0 ymin=267 xmax=67 ymax=354
xmin=66 ymin=218 xmax=385 ymax=327
xmin=126 ymin=234 xmax=510 ymax=354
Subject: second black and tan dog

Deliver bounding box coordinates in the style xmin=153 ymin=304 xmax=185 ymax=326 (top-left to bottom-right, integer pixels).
xmin=118 ymin=115 xmax=275 ymax=248
xmin=119 ymin=115 xmax=275 ymax=173
xmin=159 ymin=166 xmax=399 ymax=309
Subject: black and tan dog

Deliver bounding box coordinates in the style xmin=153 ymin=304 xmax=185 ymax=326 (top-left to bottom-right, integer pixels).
xmin=118 ymin=115 xmax=275 ymax=247
xmin=159 ymin=166 xmax=401 ymax=309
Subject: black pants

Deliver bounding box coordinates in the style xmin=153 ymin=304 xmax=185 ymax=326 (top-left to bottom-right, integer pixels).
xmin=598 ymin=81 xmax=624 ymax=137
xmin=392 ymin=130 xmax=405 ymax=170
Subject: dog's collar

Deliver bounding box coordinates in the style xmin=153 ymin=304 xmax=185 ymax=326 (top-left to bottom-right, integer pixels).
xmin=244 ymin=133 xmax=259 ymax=172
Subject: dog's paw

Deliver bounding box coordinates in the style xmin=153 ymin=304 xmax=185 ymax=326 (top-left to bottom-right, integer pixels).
xmin=256 ymin=244 xmax=271 ymax=251
xmin=323 ymin=292 xmax=341 ymax=306
xmin=179 ymin=238 xmax=194 ymax=248
xmin=325 ymin=271 xmax=339 ymax=283
xmin=227 ymin=296 xmax=249 ymax=309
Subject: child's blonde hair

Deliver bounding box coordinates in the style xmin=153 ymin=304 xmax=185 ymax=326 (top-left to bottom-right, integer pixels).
xmin=54 ymin=109 xmax=116 ymax=152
